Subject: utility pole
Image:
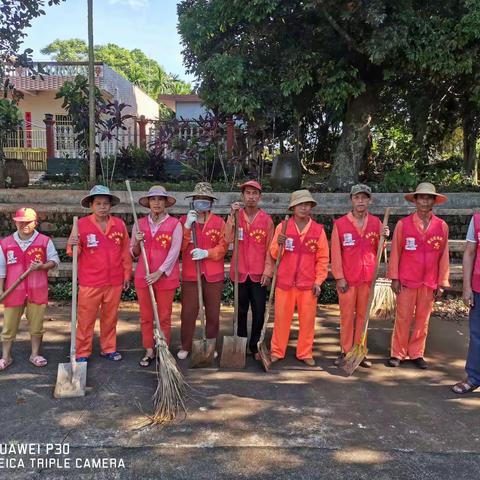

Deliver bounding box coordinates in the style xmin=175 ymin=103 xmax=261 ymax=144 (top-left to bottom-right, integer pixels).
xmin=87 ymin=0 xmax=96 ymax=186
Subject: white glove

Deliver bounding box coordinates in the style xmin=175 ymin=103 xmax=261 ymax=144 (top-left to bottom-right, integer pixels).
xmin=185 ymin=210 xmax=198 ymax=229
xmin=191 ymin=248 xmax=208 ymax=261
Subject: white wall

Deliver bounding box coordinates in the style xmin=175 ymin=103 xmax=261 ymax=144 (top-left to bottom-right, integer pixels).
xmin=16 ymin=91 xmax=66 ymax=128
xmin=176 ymin=102 xmax=209 ymax=120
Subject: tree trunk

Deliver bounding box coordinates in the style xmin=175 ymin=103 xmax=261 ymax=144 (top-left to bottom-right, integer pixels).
xmin=328 ymin=88 xmax=377 ymax=190
xmin=462 ymin=108 xmax=479 ymax=184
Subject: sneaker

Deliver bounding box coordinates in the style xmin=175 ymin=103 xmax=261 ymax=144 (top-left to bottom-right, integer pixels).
xmin=334 ymin=353 xmax=346 ymax=366
xmin=177 ymin=350 xmax=189 ymax=360
xmin=302 ymin=358 xmax=316 ymax=367
xmin=388 ymin=357 xmax=401 ymax=367
xmin=412 ymin=357 xmax=428 ymax=369
xmin=360 ymin=357 xmax=372 ymax=368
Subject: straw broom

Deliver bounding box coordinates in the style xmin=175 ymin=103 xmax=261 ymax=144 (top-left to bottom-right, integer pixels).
xmin=370 ymin=247 xmax=396 ymax=321
xmin=126 ymin=180 xmax=187 ymax=424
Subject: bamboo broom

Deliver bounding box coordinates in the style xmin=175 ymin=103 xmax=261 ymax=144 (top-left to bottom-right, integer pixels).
xmin=370 ymin=246 xmax=396 ymax=321
xmin=126 ymin=180 xmax=187 ymax=424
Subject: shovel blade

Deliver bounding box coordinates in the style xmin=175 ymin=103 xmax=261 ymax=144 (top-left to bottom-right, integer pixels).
xmin=220 ymin=335 xmax=247 ymax=369
xmin=257 ymin=341 xmax=271 ymax=372
xmin=339 ymin=345 xmax=368 ymax=377
xmin=190 ymin=338 xmax=216 ymax=368
xmin=53 ymin=362 xmax=87 ymax=398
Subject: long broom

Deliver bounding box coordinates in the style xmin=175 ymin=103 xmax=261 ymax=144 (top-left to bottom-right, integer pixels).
xmin=339 ymin=207 xmax=391 ymax=376
xmin=126 ymin=180 xmax=187 ymax=424
xmin=370 ymin=248 xmax=396 ymax=321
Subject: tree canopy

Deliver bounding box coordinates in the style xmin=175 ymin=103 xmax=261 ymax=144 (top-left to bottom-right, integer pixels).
xmin=178 ymin=0 xmax=480 ymax=190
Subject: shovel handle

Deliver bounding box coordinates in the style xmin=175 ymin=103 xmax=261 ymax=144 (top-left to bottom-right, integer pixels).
xmin=0 ymin=267 xmax=33 ymax=303
xmin=69 ymin=217 xmax=79 ymax=361
xmin=233 ymin=210 xmax=239 ymax=335
xmin=359 ymin=208 xmax=391 ymax=345
xmin=258 ymin=214 xmax=289 ymax=344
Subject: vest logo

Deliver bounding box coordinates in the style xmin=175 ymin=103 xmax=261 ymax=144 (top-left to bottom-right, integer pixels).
xmin=205 ymin=229 xmax=221 ymax=245
xmin=405 ymin=237 xmax=417 ymax=251
xmin=27 ymin=247 xmax=44 ymax=262
xmin=366 ymin=231 xmax=379 ymax=245
xmin=86 ymin=234 xmax=99 ymax=248
xmin=427 ymin=235 xmax=444 ymax=250
xmin=108 ymin=231 xmax=124 ymax=246
xmin=342 ymin=233 xmax=355 ymax=247
xmin=6 ymin=250 xmax=17 ymax=264
xmin=238 ymin=227 xmax=244 ymax=241
xmin=304 ymin=239 xmax=318 ymax=253
xmin=249 ymin=229 xmax=266 ymax=244
xmin=155 ymin=233 xmax=172 ymax=248
xmin=285 ymin=237 xmax=295 ymax=251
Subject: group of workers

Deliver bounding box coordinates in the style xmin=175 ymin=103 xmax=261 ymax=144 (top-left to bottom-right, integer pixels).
xmin=0 ymin=179 xmax=478 ymax=396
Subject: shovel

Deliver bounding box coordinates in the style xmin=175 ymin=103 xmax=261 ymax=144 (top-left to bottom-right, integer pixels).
xmin=0 ymin=267 xmax=33 ymax=303
xmin=190 ymin=214 xmax=216 ymax=368
xmin=339 ymin=208 xmax=391 ymax=376
xmin=220 ymin=210 xmax=247 ymax=369
xmin=54 ymin=216 xmax=87 ymax=398
xmin=257 ymin=214 xmax=289 ymax=372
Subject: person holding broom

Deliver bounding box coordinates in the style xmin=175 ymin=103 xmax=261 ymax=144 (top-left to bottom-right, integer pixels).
xmin=130 ymin=186 xmax=181 ymax=367
xmin=331 ymin=184 xmax=389 ymax=368
xmin=270 ymin=190 xmax=329 ymax=366
xmin=225 ymin=180 xmax=274 ymax=360
xmin=0 ymin=208 xmax=60 ymax=371
xmin=67 ymin=185 xmax=132 ymax=362
xmin=177 ymin=182 xmax=228 ymax=360
xmin=387 ymin=182 xmax=449 ymax=369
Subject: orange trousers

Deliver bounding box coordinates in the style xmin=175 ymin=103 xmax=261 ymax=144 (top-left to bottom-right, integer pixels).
xmin=271 ymin=287 xmax=318 ymax=360
xmin=76 ymin=285 xmax=123 ymax=358
xmin=391 ymin=285 xmax=434 ymax=359
xmin=338 ymin=282 xmax=370 ymax=353
xmin=137 ymin=286 xmax=175 ymax=349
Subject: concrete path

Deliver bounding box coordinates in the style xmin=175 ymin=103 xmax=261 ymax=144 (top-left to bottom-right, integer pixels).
xmin=0 ymin=302 xmax=478 ymax=479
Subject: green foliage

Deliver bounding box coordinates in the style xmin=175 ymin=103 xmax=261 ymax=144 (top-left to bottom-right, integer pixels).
xmin=0 ymin=99 xmax=22 ymax=155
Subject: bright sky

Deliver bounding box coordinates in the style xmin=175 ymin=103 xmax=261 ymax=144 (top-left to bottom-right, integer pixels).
xmin=22 ymin=0 xmax=193 ymax=82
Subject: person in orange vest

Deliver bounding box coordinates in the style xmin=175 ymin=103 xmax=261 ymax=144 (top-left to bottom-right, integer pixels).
xmin=67 ymin=185 xmax=132 ymax=362
xmin=0 ymin=208 xmax=59 ymax=371
xmin=131 ymin=186 xmax=181 ymax=367
xmin=331 ymin=184 xmax=389 ymax=368
xmin=225 ymin=180 xmax=274 ymax=360
xmin=177 ymin=182 xmax=227 ymax=360
xmin=388 ymin=182 xmax=449 ymax=369
xmin=270 ymin=190 xmax=329 ymax=366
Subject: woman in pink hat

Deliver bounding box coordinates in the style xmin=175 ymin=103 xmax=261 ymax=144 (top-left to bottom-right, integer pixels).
xmin=0 ymin=208 xmax=59 ymax=371
xmin=131 ymin=186 xmax=181 ymax=367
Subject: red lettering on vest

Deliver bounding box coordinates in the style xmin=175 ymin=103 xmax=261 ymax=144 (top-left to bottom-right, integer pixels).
xmin=335 ymin=213 xmax=382 ymax=286
xmin=277 ymin=218 xmax=324 ymax=290
xmin=1 ymin=233 xmax=49 ymax=307
xmin=134 ymin=215 xmax=180 ymax=289
xmin=180 ymin=213 xmax=225 ymax=283
xmin=398 ymin=213 xmax=446 ymax=289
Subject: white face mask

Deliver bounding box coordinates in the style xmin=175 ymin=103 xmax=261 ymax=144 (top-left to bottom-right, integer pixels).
xmin=193 ymin=199 xmax=212 ymax=212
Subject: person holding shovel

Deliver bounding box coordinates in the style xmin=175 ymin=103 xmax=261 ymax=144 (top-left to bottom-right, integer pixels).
xmin=331 ymin=184 xmax=389 ymax=368
xmin=270 ymin=190 xmax=329 ymax=366
xmin=225 ymin=180 xmax=274 ymax=360
xmin=177 ymin=182 xmax=227 ymax=360
xmin=387 ymin=182 xmax=449 ymax=369
xmin=0 ymin=208 xmax=59 ymax=371
xmin=130 ymin=185 xmax=181 ymax=367
xmin=67 ymin=185 xmax=132 ymax=362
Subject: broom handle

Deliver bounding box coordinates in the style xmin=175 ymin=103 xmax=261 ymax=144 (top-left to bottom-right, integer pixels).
xmin=233 ymin=209 xmax=239 ymax=336
xmin=70 ymin=217 xmax=79 ymax=362
xmin=126 ymin=180 xmax=166 ymax=343
xmin=359 ymin=208 xmax=391 ymax=345
xmin=258 ymin=214 xmax=289 ymax=344
xmin=0 ymin=267 xmax=33 ymax=303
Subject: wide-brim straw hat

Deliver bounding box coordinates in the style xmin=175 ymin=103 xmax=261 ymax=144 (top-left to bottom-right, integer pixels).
xmin=80 ymin=185 xmax=120 ymax=208
xmin=185 ymin=182 xmax=218 ymax=200
xmin=288 ymin=189 xmax=317 ymax=210
xmin=404 ymin=182 xmax=447 ymax=205
xmin=139 ymin=185 xmax=176 ymax=208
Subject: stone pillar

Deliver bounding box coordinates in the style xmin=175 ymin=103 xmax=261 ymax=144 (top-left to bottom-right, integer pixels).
xmin=43 ymin=113 xmax=56 ymax=159
xmin=137 ymin=115 xmax=148 ymax=149
xmin=226 ymin=116 xmax=234 ymax=159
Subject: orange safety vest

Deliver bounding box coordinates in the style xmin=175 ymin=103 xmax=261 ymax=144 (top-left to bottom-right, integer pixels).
xmin=276 ymin=217 xmax=324 ymax=291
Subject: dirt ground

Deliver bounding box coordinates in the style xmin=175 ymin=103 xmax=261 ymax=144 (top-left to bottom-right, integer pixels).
xmin=0 ymin=301 xmax=479 ymax=479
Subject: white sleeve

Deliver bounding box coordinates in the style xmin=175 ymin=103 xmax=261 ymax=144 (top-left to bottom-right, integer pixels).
xmin=46 ymin=239 xmax=60 ymax=266
xmin=466 ymin=217 xmax=477 ymax=243
xmin=0 ymin=246 xmax=6 ymax=278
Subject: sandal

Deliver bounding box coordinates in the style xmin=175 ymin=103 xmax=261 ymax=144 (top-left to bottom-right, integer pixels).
xmin=100 ymin=351 xmax=122 ymax=361
xmin=0 ymin=358 xmax=13 ymax=371
xmin=452 ymin=381 xmax=479 ymax=394
xmin=139 ymin=355 xmax=155 ymax=367
xmin=29 ymin=355 xmax=47 ymax=367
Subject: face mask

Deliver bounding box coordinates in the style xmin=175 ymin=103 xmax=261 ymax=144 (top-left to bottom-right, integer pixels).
xmin=193 ymin=199 xmax=212 ymax=212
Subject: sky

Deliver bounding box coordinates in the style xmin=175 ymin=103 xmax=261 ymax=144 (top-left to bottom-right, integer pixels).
xmin=22 ymin=0 xmax=194 ymax=82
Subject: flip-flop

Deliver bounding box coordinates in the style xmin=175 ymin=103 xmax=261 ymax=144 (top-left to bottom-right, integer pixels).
xmin=100 ymin=351 xmax=122 ymax=361
xmin=0 ymin=358 xmax=13 ymax=371
xmin=452 ymin=381 xmax=479 ymax=394
xmin=29 ymin=355 xmax=47 ymax=367
xmin=139 ymin=355 xmax=155 ymax=367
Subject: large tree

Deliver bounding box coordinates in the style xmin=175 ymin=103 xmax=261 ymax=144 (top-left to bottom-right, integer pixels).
xmin=178 ymin=0 xmax=480 ymax=190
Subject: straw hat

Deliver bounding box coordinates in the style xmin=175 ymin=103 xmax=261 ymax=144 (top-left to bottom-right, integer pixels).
xmin=13 ymin=207 xmax=37 ymax=222
xmin=185 ymin=182 xmax=218 ymax=200
xmin=80 ymin=185 xmax=120 ymax=208
xmin=288 ymin=189 xmax=317 ymax=210
xmin=138 ymin=185 xmax=176 ymax=208
xmin=404 ymin=182 xmax=447 ymax=205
